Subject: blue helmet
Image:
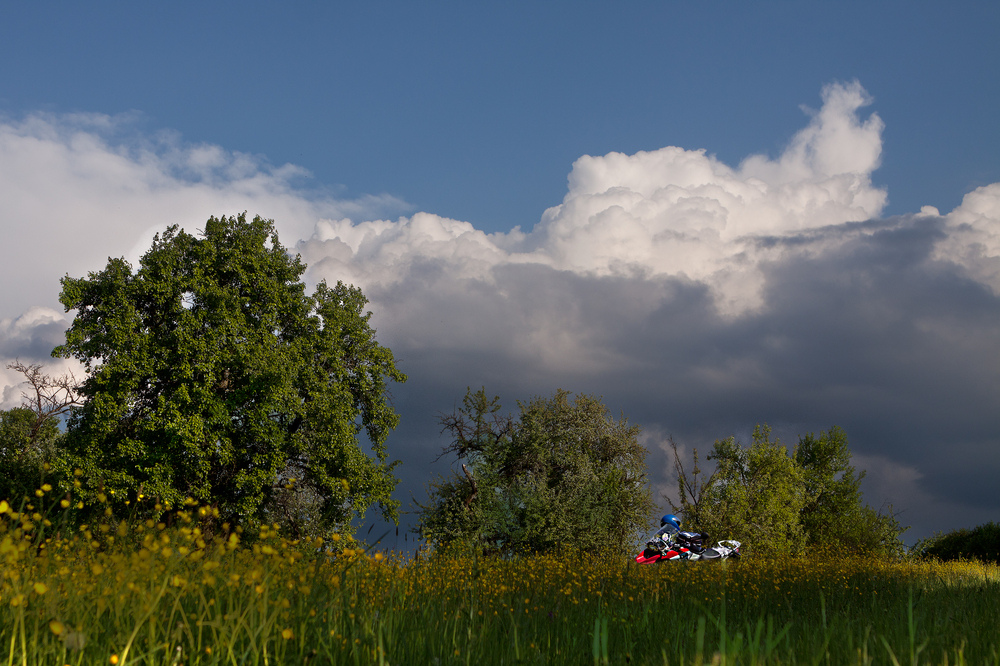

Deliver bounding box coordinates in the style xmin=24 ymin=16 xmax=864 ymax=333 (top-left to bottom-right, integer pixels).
xmin=660 ymin=514 xmax=681 ymax=530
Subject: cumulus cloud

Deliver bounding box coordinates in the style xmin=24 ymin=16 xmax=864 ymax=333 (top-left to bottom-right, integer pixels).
xmin=0 ymin=111 xmax=410 ymax=317
xmin=934 ymin=183 xmax=1000 ymax=295
xmin=303 ymin=80 xmax=889 ymax=316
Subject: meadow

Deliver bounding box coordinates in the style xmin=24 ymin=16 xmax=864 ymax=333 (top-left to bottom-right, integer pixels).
xmin=2 ymin=496 xmax=998 ymax=665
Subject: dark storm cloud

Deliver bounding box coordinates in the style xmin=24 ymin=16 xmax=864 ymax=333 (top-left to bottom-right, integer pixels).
xmin=0 ymin=307 xmax=78 ymax=407
xmin=0 ymin=313 xmax=67 ymax=360
xmin=359 ymin=213 xmax=1000 ymax=542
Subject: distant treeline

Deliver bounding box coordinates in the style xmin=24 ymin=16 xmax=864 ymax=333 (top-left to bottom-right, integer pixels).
xmin=914 ymin=522 xmax=1000 ymax=564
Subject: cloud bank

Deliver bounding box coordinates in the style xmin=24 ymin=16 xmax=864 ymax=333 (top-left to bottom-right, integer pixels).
xmin=298 ymin=81 xmax=1000 ymax=538
xmin=1 ymin=82 xmax=998 ymax=541
xmin=0 ymin=111 xmax=409 ymax=317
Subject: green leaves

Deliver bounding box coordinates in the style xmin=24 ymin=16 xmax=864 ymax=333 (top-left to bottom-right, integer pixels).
xmin=55 ymin=213 xmax=405 ymax=537
xmin=0 ymin=407 xmax=63 ymax=503
xmin=698 ymin=425 xmax=807 ymax=556
xmin=669 ymin=425 xmax=907 ymax=557
xmin=418 ymin=388 xmax=654 ymax=555
xmin=913 ymin=521 xmax=1000 ymax=563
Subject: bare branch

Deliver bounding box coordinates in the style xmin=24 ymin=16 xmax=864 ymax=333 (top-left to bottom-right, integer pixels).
xmin=6 ymin=360 xmax=84 ymax=441
xmin=667 ymin=437 xmax=718 ymax=522
xmin=434 ymin=405 xmax=515 ymax=462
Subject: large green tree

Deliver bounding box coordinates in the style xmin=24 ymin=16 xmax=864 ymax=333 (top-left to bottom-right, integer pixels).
xmin=418 ymin=388 xmax=654 ymax=555
xmin=668 ymin=425 xmax=907 ymax=557
xmin=54 ymin=213 xmax=405 ymax=536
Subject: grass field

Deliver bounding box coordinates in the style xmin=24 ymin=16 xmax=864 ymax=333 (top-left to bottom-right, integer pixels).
xmin=2 ymin=500 xmax=999 ymax=665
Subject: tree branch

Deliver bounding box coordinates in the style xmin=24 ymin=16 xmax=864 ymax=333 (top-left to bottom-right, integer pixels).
xmin=6 ymin=360 xmax=83 ymax=442
xmin=461 ymin=463 xmax=478 ymax=509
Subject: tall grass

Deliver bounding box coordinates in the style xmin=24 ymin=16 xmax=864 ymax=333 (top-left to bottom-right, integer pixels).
xmin=1 ymin=496 xmax=998 ymax=665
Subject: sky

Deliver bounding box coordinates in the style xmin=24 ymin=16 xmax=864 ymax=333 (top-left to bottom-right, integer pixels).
xmin=1 ymin=2 xmax=998 ymax=548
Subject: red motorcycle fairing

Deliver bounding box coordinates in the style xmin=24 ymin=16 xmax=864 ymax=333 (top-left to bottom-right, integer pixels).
xmin=634 ymin=546 xmax=691 ymax=564
xmin=635 ymin=549 xmax=662 ymax=564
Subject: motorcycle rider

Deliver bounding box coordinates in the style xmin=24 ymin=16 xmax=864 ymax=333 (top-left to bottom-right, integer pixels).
xmin=646 ymin=514 xmax=682 ymax=550
xmin=647 ymin=514 xmax=709 ymax=554
xmin=659 ymin=513 xmax=682 ymax=535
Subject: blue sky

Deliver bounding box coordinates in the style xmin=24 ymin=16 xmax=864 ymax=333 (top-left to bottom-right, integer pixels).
xmin=3 ymin=3 xmax=998 ymax=230
xmin=1 ymin=2 xmax=999 ymax=546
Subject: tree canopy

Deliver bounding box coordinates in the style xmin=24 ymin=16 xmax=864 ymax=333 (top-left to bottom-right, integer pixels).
xmin=54 ymin=213 xmax=405 ymax=536
xmin=417 ymin=388 xmax=655 ymax=555
xmin=669 ymin=425 xmax=906 ymax=557
xmin=914 ymin=522 xmax=1000 ymax=564
xmin=0 ymin=361 xmax=77 ymax=505
xmin=0 ymin=406 xmax=62 ymax=504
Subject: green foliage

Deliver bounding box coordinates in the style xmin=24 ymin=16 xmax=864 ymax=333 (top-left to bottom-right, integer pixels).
xmin=54 ymin=213 xmax=405 ymax=537
xmin=418 ymin=388 xmax=655 ymax=555
xmin=796 ymin=427 xmax=861 ymax=543
xmin=0 ymin=407 xmax=62 ymax=503
xmin=669 ymin=425 xmax=907 ymax=557
xmin=0 ymin=361 xmax=80 ymax=505
xmin=914 ymin=522 xmax=1000 ymax=564
xmin=796 ymin=427 xmax=906 ymax=557
xmin=690 ymin=426 xmax=806 ymax=556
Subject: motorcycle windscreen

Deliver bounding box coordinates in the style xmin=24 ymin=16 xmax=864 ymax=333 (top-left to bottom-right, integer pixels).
xmin=644 ymin=524 xmax=680 ymax=543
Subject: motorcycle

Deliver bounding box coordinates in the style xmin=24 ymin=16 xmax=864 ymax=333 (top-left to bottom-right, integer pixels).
xmin=634 ymin=524 xmax=741 ymax=564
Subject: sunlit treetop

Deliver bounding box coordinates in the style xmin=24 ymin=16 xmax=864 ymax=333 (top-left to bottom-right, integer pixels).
xmin=55 ymin=213 xmax=406 ymax=535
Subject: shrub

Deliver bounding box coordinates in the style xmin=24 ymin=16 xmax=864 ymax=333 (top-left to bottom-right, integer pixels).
xmin=915 ymin=521 xmax=1000 ymax=563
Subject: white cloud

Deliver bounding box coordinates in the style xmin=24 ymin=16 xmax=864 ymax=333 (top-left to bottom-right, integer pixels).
xmin=0 ymin=306 xmax=63 ymax=340
xmin=933 ymin=182 xmax=1000 ymax=295
xmin=303 ymin=212 xmax=521 ymax=290
xmin=0 ymin=111 xmax=409 ymax=317
xmin=303 ymin=80 xmax=891 ymax=316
